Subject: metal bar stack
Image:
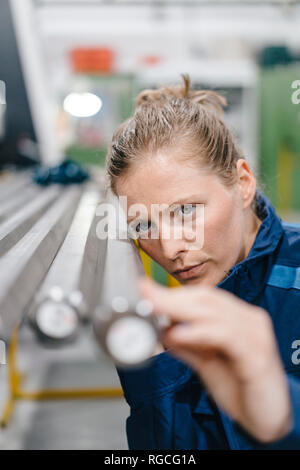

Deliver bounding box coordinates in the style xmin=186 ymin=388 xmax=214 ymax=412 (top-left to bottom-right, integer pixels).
xmin=0 ymin=181 xmax=82 ymax=341
xmin=28 ymin=183 xmax=107 ymax=343
xmin=92 ymin=191 xmax=167 ymax=368
xmin=0 ymin=171 xmax=166 ymax=368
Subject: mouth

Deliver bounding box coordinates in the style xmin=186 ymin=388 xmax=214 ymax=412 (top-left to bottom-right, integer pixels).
xmin=173 ymin=262 xmax=208 ymax=280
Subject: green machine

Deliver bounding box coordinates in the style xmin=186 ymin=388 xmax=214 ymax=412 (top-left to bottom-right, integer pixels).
xmin=259 ymin=65 xmax=300 ymax=213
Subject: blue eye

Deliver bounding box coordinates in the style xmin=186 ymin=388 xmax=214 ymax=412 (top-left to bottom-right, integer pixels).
xmin=127 ymin=219 xmax=153 ymax=240
xmin=178 ymin=205 xmax=195 ymax=216
xmin=136 ymin=221 xmax=152 ymax=233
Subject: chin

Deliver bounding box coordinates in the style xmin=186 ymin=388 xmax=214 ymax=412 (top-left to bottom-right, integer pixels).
xmin=180 ymin=276 xmax=204 ymax=286
xmin=180 ymin=274 xmax=219 ymax=287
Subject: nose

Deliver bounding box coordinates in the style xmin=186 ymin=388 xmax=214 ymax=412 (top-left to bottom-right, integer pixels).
xmin=159 ymin=226 xmax=187 ymax=261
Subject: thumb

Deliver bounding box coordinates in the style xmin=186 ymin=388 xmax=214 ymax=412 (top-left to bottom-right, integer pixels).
xmin=138 ymin=276 xmax=171 ymax=313
xmin=138 ymin=276 xmax=200 ymax=322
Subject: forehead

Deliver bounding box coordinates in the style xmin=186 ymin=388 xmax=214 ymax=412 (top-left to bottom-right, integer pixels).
xmin=116 ymin=152 xmax=217 ymax=207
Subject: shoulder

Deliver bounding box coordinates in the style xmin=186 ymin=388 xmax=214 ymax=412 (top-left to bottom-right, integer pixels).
xmin=266 ymin=222 xmax=300 ymax=292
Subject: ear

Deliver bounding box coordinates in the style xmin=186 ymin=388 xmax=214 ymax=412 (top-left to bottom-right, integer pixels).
xmin=236 ymin=159 xmax=257 ymax=210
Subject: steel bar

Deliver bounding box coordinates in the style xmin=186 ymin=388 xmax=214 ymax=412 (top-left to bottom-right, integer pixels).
xmin=92 ymin=191 xmax=171 ymax=367
xmin=96 ymin=191 xmax=145 ymax=308
xmin=0 ymin=184 xmax=41 ymax=223
xmin=76 ymin=185 xmax=108 ymax=316
xmin=31 ymin=183 xmax=106 ymax=322
xmin=92 ymin=189 xmax=163 ymax=367
xmin=0 ymin=185 xmax=61 ymax=257
xmin=0 ymin=171 xmax=32 ymax=202
xmin=0 ymin=185 xmax=82 ymax=340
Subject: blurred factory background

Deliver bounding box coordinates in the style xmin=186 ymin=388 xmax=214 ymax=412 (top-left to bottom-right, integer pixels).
xmin=0 ymin=0 xmax=300 ymax=450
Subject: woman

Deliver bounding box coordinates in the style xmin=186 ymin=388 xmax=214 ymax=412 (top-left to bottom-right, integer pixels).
xmin=106 ymin=75 xmax=300 ymax=449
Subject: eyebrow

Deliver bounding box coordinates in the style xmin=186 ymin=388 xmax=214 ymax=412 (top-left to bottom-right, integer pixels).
xmin=169 ymin=194 xmax=203 ymax=206
xmin=126 ymin=194 xmax=203 ymax=223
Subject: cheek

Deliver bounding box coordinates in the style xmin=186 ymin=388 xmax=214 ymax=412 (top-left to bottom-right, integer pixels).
xmin=203 ymin=197 xmax=242 ymax=256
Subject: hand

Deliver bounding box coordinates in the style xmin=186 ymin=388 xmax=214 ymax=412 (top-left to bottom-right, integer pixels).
xmin=139 ymin=277 xmax=292 ymax=444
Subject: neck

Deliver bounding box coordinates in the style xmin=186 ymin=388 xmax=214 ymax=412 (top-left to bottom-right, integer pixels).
xmin=238 ymin=209 xmax=263 ymax=264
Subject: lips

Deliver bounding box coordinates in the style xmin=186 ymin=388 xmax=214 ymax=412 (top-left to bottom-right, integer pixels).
xmin=173 ymin=262 xmax=208 ymax=280
xmin=174 ymin=262 xmax=205 ymax=274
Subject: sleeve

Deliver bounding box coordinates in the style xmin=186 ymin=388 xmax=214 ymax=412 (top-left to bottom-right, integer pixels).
xmin=115 ymin=350 xmax=226 ymax=450
xmin=232 ymin=373 xmax=300 ymax=449
xmin=116 ymin=350 xmax=193 ymax=450
xmin=265 ymin=373 xmax=300 ymax=449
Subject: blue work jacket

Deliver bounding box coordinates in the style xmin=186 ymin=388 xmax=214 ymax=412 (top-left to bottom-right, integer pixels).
xmin=116 ymin=190 xmax=300 ymax=450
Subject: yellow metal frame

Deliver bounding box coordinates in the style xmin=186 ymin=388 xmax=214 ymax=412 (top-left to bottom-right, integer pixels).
xmin=135 ymin=239 xmax=180 ymax=288
xmin=0 ymin=327 xmax=123 ymax=428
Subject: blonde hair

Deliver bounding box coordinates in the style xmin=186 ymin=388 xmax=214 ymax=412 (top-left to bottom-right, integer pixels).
xmin=106 ymin=74 xmax=259 ymax=215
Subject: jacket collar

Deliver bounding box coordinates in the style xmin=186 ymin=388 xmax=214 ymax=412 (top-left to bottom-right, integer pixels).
xmin=216 ymin=190 xmax=284 ymax=303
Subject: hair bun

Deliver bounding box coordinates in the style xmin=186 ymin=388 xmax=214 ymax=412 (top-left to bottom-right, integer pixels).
xmin=135 ymin=74 xmax=227 ymax=116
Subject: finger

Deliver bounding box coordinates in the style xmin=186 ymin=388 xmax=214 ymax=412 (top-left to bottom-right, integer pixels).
xmin=164 ymin=323 xmax=230 ymax=355
xmin=138 ymin=276 xmax=211 ymax=323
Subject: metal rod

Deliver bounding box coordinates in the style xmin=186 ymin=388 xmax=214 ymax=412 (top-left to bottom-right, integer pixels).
xmin=92 ymin=190 xmax=171 ymax=367
xmin=32 ymin=183 xmax=106 ymax=321
xmin=0 ymin=172 xmax=32 ymax=202
xmin=0 ymin=185 xmax=41 ymax=223
xmin=0 ymin=185 xmax=82 ymax=340
xmin=96 ymin=190 xmax=145 ymax=308
xmin=0 ymin=185 xmax=61 ymax=257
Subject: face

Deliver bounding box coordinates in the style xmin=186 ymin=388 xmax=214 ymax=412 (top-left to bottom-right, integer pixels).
xmin=116 ymin=152 xmax=260 ymax=286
